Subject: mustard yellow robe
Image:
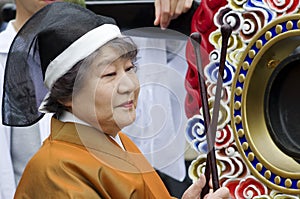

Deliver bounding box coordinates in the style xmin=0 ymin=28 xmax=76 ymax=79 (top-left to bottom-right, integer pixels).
xmin=14 ymin=118 xmax=173 ymax=198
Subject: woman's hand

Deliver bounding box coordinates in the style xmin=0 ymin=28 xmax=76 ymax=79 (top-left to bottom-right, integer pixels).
xmin=154 ymin=0 xmax=194 ymax=29
xmin=181 ymin=174 xmax=231 ymax=199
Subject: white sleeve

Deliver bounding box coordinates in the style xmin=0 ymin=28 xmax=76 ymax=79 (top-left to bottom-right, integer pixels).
xmin=0 ymin=55 xmax=16 ymax=199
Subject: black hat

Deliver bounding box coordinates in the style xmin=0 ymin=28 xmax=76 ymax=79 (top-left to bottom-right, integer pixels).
xmin=2 ymin=2 xmax=122 ymax=126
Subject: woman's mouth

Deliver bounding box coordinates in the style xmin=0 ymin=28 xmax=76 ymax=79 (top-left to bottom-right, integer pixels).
xmin=118 ymin=100 xmax=134 ymax=109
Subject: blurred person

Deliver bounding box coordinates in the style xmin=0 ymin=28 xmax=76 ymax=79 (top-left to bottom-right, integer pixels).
xmin=3 ymin=3 xmax=229 ymax=198
xmin=0 ymin=1 xmax=15 ymax=31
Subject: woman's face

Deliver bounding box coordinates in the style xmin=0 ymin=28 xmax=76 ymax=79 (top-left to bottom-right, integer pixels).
xmin=70 ymin=47 xmax=140 ymax=136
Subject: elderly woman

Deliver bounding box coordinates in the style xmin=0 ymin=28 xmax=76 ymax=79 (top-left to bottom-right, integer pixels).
xmin=2 ymin=2 xmax=229 ymax=198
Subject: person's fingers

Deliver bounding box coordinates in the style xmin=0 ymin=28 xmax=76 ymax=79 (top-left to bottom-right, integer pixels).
xmin=214 ymin=187 xmax=230 ymax=198
xmin=172 ymin=0 xmax=184 ymax=19
xmin=206 ymin=187 xmax=231 ymax=199
xmin=182 ymin=174 xmax=206 ymax=199
xmin=154 ymin=0 xmax=193 ymax=29
xmin=154 ymin=0 xmax=161 ymax=26
xmin=169 ymin=0 xmax=178 ymax=19
xmin=154 ymin=0 xmax=171 ymax=29
xmin=183 ymin=0 xmax=193 ymax=13
xmin=159 ymin=0 xmax=172 ymax=29
xmin=172 ymin=0 xmax=193 ymax=20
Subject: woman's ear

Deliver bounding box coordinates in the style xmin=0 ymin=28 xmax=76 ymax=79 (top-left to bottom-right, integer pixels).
xmin=58 ymin=100 xmax=72 ymax=111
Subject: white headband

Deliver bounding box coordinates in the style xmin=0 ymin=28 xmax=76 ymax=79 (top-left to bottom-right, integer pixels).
xmin=44 ymin=23 xmax=121 ymax=89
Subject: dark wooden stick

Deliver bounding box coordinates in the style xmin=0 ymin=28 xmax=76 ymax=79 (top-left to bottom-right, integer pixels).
xmin=207 ymin=24 xmax=232 ymax=154
xmin=189 ymin=34 xmax=211 ymax=150
xmin=189 ymin=23 xmax=232 ymax=198
xmin=219 ymin=23 xmax=232 ymax=77
xmin=189 ymin=32 xmax=217 ymax=198
xmin=206 ymin=22 xmax=232 ymax=194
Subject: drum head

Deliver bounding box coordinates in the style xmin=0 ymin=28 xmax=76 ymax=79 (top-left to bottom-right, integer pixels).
xmin=265 ymin=53 xmax=300 ymax=162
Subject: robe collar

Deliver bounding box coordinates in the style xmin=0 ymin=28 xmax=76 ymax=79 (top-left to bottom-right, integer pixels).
xmin=49 ymin=117 xmax=171 ymax=197
xmin=58 ymin=111 xmax=125 ymax=150
xmin=49 ymin=117 xmax=154 ymax=173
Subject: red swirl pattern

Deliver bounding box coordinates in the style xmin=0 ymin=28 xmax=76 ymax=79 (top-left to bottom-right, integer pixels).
xmin=226 ymin=176 xmax=268 ymax=198
xmin=263 ymin=0 xmax=300 ymax=14
xmin=185 ymin=0 xmax=300 ymax=197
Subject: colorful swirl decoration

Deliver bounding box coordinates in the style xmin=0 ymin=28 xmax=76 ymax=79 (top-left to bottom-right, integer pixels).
xmin=185 ymin=0 xmax=300 ymax=198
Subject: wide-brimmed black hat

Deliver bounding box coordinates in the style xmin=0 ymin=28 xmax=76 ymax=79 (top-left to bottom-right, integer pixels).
xmin=2 ymin=2 xmax=122 ymax=126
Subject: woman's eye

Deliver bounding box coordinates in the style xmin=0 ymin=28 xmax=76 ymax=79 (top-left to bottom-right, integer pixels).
xmin=126 ymin=65 xmax=137 ymax=73
xmin=102 ymin=72 xmax=116 ymax=77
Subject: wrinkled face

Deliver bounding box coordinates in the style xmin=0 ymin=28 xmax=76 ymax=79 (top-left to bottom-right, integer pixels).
xmin=70 ymin=47 xmax=140 ymax=136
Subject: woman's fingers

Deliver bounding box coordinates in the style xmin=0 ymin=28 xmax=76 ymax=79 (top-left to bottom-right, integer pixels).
xmin=154 ymin=0 xmax=194 ymax=29
xmin=182 ymin=174 xmax=206 ymax=199
xmin=204 ymin=187 xmax=231 ymax=199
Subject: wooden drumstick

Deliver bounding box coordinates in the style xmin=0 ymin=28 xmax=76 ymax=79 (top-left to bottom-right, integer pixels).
xmin=189 ymin=22 xmax=232 ymax=198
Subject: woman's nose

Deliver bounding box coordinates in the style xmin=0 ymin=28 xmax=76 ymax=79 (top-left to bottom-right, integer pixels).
xmin=118 ymin=73 xmax=138 ymax=93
